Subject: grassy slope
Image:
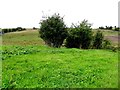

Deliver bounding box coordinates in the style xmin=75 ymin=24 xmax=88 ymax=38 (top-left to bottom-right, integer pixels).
xmin=2 ymin=45 xmax=118 ymax=88
xmin=2 ymin=30 xmax=44 ymax=46
xmin=2 ymin=29 xmax=118 ymax=88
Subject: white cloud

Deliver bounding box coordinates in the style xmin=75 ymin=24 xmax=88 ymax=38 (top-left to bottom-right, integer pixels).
xmin=0 ymin=0 xmax=119 ymax=28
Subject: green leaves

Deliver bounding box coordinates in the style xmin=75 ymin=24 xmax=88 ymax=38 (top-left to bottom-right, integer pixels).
xmin=39 ymin=13 xmax=67 ymax=48
xmin=93 ymin=30 xmax=104 ymax=49
xmin=65 ymin=20 xmax=93 ymax=49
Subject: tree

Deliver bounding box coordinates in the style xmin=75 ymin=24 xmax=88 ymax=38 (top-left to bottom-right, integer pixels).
xmin=65 ymin=20 xmax=93 ymax=49
xmin=39 ymin=13 xmax=67 ymax=48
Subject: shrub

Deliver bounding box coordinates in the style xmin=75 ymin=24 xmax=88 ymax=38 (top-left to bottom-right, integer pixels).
xmin=39 ymin=13 xmax=67 ymax=48
xmin=102 ymin=39 xmax=118 ymax=52
xmin=105 ymin=26 xmax=108 ymax=30
xmin=102 ymin=39 xmax=111 ymax=49
xmin=33 ymin=27 xmax=37 ymax=30
xmin=8 ymin=29 xmax=12 ymax=33
xmin=99 ymin=26 xmax=104 ymax=29
xmin=104 ymin=26 xmax=113 ymax=30
xmin=65 ymin=20 xmax=93 ymax=49
xmin=115 ymin=27 xmax=120 ymax=31
xmin=22 ymin=28 xmax=26 ymax=30
xmin=109 ymin=26 xmax=113 ymax=30
xmin=2 ymin=29 xmax=7 ymax=33
xmin=16 ymin=27 xmax=23 ymax=31
xmin=93 ymin=30 xmax=104 ymax=49
xmin=7 ymin=29 xmax=10 ymax=33
xmin=65 ymin=28 xmax=81 ymax=48
xmin=12 ymin=28 xmax=17 ymax=32
xmin=9 ymin=29 xmax=12 ymax=32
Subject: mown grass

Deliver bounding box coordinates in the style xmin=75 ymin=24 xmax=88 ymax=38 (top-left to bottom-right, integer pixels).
xmin=2 ymin=29 xmax=119 ymax=88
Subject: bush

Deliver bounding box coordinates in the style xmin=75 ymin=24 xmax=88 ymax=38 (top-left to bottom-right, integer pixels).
xmin=12 ymin=28 xmax=17 ymax=32
xmin=65 ymin=28 xmax=81 ymax=48
xmin=99 ymin=26 xmax=104 ymax=29
xmin=104 ymin=26 xmax=113 ymax=30
xmin=2 ymin=29 xmax=7 ymax=33
xmin=16 ymin=27 xmax=23 ymax=31
xmin=33 ymin=27 xmax=37 ymax=30
xmin=102 ymin=39 xmax=111 ymax=49
xmin=102 ymin=39 xmax=118 ymax=52
xmin=22 ymin=28 xmax=26 ymax=30
xmin=8 ymin=29 xmax=12 ymax=32
xmin=39 ymin=13 xmax=67 ymax=48
xmin=93 ymin=30 xmax=104 ymax=49
xmin=109 ymin=26 xmax=113 ymax=30
xmin=65 ymin=20 xmax=93 ymax=49
xmin=115 ymin=27 xmax=120 ymax=31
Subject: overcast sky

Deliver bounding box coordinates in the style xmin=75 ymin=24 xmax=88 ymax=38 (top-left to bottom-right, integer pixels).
xmin=0 ymin=0 xmax=119 ymax=28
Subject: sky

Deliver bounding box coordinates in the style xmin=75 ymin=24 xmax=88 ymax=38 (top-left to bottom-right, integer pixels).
xmin=0 ymin=0 xmax=119 ymax=28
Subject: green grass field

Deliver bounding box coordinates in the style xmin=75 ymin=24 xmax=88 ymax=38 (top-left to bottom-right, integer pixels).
xmin=2 ymin=29 xmax=119 ymax=88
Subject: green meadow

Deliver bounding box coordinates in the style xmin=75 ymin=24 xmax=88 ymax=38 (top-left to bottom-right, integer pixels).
xmin=2 ymin=29 xmax=118 ymax=88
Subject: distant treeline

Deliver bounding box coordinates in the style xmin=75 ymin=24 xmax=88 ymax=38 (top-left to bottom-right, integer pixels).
xmin=1 ymin=27 xmax=26 ymax=34
xmin=1 ymin=27 xmax=38 ymax=34
xmin=99 ymin=26 xmax=120 ymax=31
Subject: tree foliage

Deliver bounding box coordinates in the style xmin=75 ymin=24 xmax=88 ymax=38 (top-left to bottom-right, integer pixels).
xmin=93 ymin=30 xmax=104 ymax=49
xmin=65 ymin=20 xmax=93 ymax=49
xmin=39 ymin=13 xmax=67 ymax=48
